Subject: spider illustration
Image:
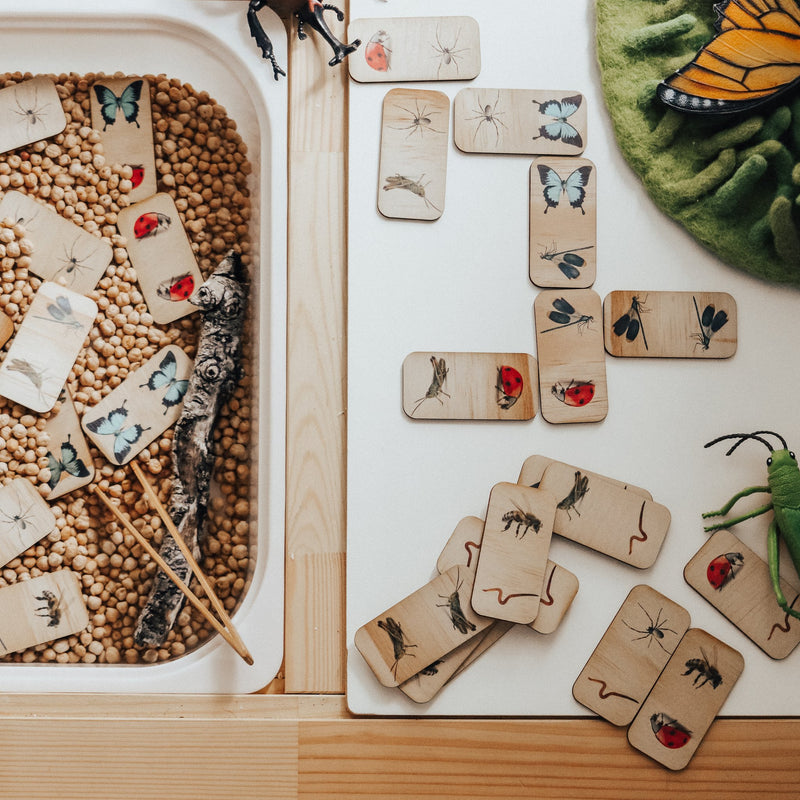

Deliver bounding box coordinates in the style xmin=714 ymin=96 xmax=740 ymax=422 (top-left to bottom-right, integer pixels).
xmin=431 ymin=25 xmax=467 ymax=78
xmin=53 ymin=238 xmax=100 ymax=285
xmin=391 ymin=100 xmax=444 ymax=139
xmin=623 ymin=603 xmax=678 ymax=653
xmin=466 ymin=90 xmax=507 ymax=145
xmin=12 ymin=85 xmax=51 ymax=135
xmin=0 ymin=485 xmax=38 ymax=547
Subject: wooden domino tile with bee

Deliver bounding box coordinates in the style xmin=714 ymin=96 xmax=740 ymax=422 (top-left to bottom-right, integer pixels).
xmin=0 ymin=76 xmax=66 ymax=155
xmin=43 ymin=390 xmax=95 ymax=501
xmin=533 ymin=289 xmax=607 ymax=423
xmin=0 ymin=478 xmax=57 ymax=569
xmin=603 ymin=290 xmax=737 ymax=358
xmin=529 ymin=157 xmax=596 ymax=289
xmin=348 ymin=16 xmax=481 ymax=83
xmin=684 ymin=528 xmax=800 ymax=659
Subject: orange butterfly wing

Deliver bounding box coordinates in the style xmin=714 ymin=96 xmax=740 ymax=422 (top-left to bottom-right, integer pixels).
xmin=658 ymin=0 xmax=800 ymax=112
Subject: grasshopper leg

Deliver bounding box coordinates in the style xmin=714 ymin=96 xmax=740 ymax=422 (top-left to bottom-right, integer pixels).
xmin=768 ymin=519 xmax=800 ymax=620
xmin=703 ymin=502 xmax=773 ymax=532
xmin=702 ymin=485 xmax=770 ymax=519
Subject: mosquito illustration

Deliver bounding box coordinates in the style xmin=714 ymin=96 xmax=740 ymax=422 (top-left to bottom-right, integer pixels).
xmin=541 ymin=297 xmax=593 ymax=333
xmin=466 ymin=90 xmax=507 ymax=145
xmin=557 ymin=471 xmax=589 ymax=519
xmin=623 ymin=603 xmax=678 ymax=653
xmin=612 ymin=295 xmax=649 ymax=349
xmin=692 ymin=296 xmax=728 ymax=351
xmin=12 ymin=84 xmax=51 ymax=136
xmin=4 ymin=358 xmax=53 ymax=406
xmin=383 ymin=174 xmax=441 ymax=213
xmin=391 ymin=99 xmax=444 ymax=139
xmin=412 ymin=356 xmax=450 ymax=416
xmin=431 ymin=25 xmax=467 ymax=78
xmin=436 ymin=569 xmax=476 ymax=635
xmin=53 ymin=238 xmax=100 ymax=285
xmin=377 ymin=617 xmax=417 ymax=679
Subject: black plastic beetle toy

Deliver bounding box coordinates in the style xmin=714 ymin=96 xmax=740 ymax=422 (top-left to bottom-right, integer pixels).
xmin=247 ymin=0 xmax=361 ymax=79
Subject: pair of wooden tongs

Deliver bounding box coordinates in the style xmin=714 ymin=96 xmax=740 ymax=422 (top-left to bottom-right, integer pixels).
xmin=92 ymin=461 xmax=253 ymax=665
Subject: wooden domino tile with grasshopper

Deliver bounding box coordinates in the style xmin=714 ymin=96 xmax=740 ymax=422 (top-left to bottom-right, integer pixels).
xmin=43 ymin=390 xmax=94 ymax=501
xmin=348 ymin=16 xmax=481 ymax=83
xmin=533 ymin=289 xmax=607 ymax=423
xmin=603 ymin=291 xmax=737 ymax=358
xmin=378 ymin=88 xmax=449 ymax=221
xmin=402 ymin=351 xmax=537 ymax=420
xmin=0 ymin=478 xmax=57 ymax=569
xmin=454 ymin=89 xmax=586 ymax=156
xmin=0 ymin=76 xmax=66 ymax=155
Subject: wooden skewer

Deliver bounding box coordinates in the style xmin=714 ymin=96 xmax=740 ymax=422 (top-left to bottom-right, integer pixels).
xmin=91 ymin=484 xmax=254 ymax=666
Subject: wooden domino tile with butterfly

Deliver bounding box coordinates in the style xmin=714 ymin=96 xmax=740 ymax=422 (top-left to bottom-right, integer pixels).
xmin=0 ymin=76 xmax=66 ymax=155
xmin=0 ymin=478 xmax=57 ymax=569
xmin=684 ymin=528 xmax=800 ymax=659
xmin=533 ymin=289 xmax=607 ymax=423
xmin=603 ymin=290 xmax=737 ymax=358
xmin=43 ymin=390 xmax=94 ymax=501
xmin=348 ymin=16 xmax=481 ymax=83
xmin=378 ymin=88 xmax=450 ymax=221
xmin=116 ymin=192 xmax=204 ymax=324
xmin=0 ymin=282 xmax=97 ymax=413
xmin=0 ymin=191 xmax=112 ymax=295
xmin=0 ymin=570 xmax=89 ymax=657
xmin=402 ymin=351 xmax=537 ymax=420
xmin=529 ymin=156 xmax=596 ymax=289
xmin=453 ymin=89 xmax=587 ymax=156
xmin=90 ymin=76 xmax=157 ymax=203
xmin=81 ymin=344 xmax=192 ymax=466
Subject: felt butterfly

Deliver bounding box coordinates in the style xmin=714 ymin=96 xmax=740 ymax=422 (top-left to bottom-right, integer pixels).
xmin=46 ymin=434 xmax=90 ymax=490
xmin=658 ymin=0 xmax=800 ymax=114
xmin=537 ymin=164 xmax=592 ymax=214
xmin=93 ymin=80 xmax=143 ymax=130
xmin=533 ymin=95 xmax=583 ymax=148
xmin=85 ymin=401 xmax=149 ymax=464
xmin=34 ymin=295 xmax=83 ymax=331
xmin=140 ymin=349 xmax=189 ymax=414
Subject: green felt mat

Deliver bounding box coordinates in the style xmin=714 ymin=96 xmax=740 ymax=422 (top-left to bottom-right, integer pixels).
xmin=596 ymin=0 xmax=800 ymax=286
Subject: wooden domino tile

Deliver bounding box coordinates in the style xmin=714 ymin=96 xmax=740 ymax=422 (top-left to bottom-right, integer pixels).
xmin=349 ymin=16 xmax=481 ymax=83
xmin=403 ymin=351 xmax=537 ymax=420
xmin=43 ymin=390 xmax=95 ymax=500
xmin=603 ymin=291 xmax=737 ymax=358
xmin=0 ymin=310 xmax=12 ymax=350
xmin=0 ymin=478 xmax=57 ymax=569
xmin=0 ymin=77 xmax=66 ymax=154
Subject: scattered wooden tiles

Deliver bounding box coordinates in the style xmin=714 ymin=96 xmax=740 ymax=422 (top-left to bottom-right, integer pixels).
xmin=0 ymin=478 xmax=57 ymax=569
xmin=43 ymin=390 xmax=94 ymax=500
xmin=603 ymin=291 xmax=737 ymax=358
xmin=378 ymin=88 xmax=449 ymax=221
xmin=530 ymin=156 xmax=596 ymax=289
xmin=402 ymin=351 xmax=537 ymax=420
xmin=0 ymin=77 xmax=66 ymax=154
xmin=454 ymin=89 xmax=587 ymax=155
xmin=349 ymin=16 xmax=481 ymax=83
xmin=533 ymin=289 xmax=607 ymax=423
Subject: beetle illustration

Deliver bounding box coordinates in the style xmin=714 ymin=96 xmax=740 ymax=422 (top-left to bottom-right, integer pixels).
xmin=557 ymin=470 xmax=589 ymax=519
xmin=683 ymin=647 xmax=722 ymax=689
xmin=650 ymin=713 xmax=692 ymax=749
xmin=411 ymin=356 xmax=450 ymax=416
xmin=133 ymin=211 xmax=170 ymax=240
xmin=377 ymin=616 xmax=416 ymax=679
xmin=501 ymin=503 xmax=542 ymax=539
xmin=703 ymin=430 xmax=800 ymax=620
xmin=623 ymin=602 xmax=678 ymax=654
xmin=496 ymin=365 xmax=523 ymax=409
xmin=34 ymin=589 xmax=62 ymax=628
xmin=551 ymin=379 xmax=595 ymax=407
xmin=706 ymin=551 xmax=744 ymax=590
xmin=437 ymin=570 xmax=476 ymax=635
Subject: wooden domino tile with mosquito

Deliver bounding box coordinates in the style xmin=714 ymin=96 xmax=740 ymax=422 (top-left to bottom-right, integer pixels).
xmin=533 ymin=289 xmax=607 ymax=423
xmin=81 ymin=344 xmax=192 ymax=466
xmin=0 ymin=76 xmax=66 ymax=155
xmin=43 ymin=390 xmax=95 ymax=501
xmin=529 ymin=157 xmax=596 ymax=289
xmin=354 ymin=564 xmax=493 ymax=688
xmin=471 ymin=483 xmax=556 ymax=624
xmin=90 ymin=76 xmax=157 ymax=203
xmin=453 ymin=89 xmax=587 ymax=156
xmin=0 ymin=191 xmax=113 ymax=295
xmin=348 ymin=16 xmax=481 ymax=83
xmin=0 ymin=478 xmax=57 ymax=569
xmin=572 ymin=584 xmax=691 ymax=727
xmin=603 ymin=291 xmax=737 ymax=358
xmin=378 ymin=88 xmax=450 ymax=221
xmin=0 ymin=282 xmax=97 ymax=413
xmin=684 ymin=528 xmax=800 ymax=659
xmin=0 ymin=569 xmax=89 ymax=656
xmin=627 ymin=628 xmax=744 ymax=770
xmin=116 ymin=192 xmax=204 ymax=324
xmin=402 ymin=351 xmax=537 ymax=420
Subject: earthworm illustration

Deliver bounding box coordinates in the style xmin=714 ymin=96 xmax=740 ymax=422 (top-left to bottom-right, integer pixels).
xmin=587 ymin=676 xmax=638 ymax=703
xmin=628 ymin=500 xmax=648 ymax=554
xmin=768 ymin=593 xmax=800 ymax=640
xmin=540 ymin=569 xmax=557 ymax=606
xmin=464 ymin=540 xmax=480 ymax=568
xmin=481 ymin=587 xmax=539 ymax=605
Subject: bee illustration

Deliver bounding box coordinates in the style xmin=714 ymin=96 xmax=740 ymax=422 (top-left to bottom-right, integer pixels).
xmin=501 ymin=502 xmax=542 ymax=538
xmin=34 ymin=589 xmax=62 ymax=627
xmin=683 ymin=647 xmax=722 ymax=689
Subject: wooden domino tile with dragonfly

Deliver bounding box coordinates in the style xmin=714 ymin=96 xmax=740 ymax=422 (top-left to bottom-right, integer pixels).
xmin=0 ymin=478 xmax=57 ymax=569
xmin=43 ymin=390 xmax=95 ymax=501
xmin=0 ymin=76 xmax=66 ymax=155
xmin=348 ymin=16 xmax=481 ymax=83
xmin=603 ymin=290 xmax=737 ymax=358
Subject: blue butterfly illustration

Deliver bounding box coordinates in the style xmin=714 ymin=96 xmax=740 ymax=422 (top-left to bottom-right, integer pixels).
xmin=140 ymin=350 xmax=189 ymax=414
xmin=85 ymin=401 xmax=149 ymax=464
xmin=533 ymin=95 xmax=583 ymax=149
xmin=93 ymin=80 xmax=143 ymax=131
xmin=537 ymin=164 xmax=592 ymax=215
xmin=46 ymin=434 xmax=90 ymax=490
xmin=34 ymin=294 xmax=84 ymax=332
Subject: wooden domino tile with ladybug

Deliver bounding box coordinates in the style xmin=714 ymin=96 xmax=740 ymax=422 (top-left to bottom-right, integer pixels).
xmin=0 ymin=478 xmax=57 ymax=569
xmin=533 ymin=289 xmax=607 ymax=423
xmin=0 ymin=77 xmax=66 ymax=155
xmin=43 ymin=390 xmax=95 ymax=501
xmin=348 ymin=16 xmax=481 ymax=83
xmin=684 ymin=528 xmax=800 ymax=659
xmin=603 ymin=291 xmax=737 ymax=358
xmin=0 ymin=570 xmax=89 ymax=656
xmin=627 ymin=628 xmax=744 ymax=770
xmin=116 ymin=192 xmax=204 ymax=324
xmin=402 ymin=351 xmax=537 ymax=420
xmin=378 ymin=88 xmax=450 ymax=221
xmin=90 ymin=76 xmax=157 ymax=203
xmin=81 ymin=344 xmax=192 ymax=466
xmin=529 ymin=156 xmax=596 ymax=289
xmin=453 ymin=89 xmax=587 ymax=156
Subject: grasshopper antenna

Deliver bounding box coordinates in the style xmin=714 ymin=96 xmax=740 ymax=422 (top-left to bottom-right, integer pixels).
xmin=705 ymin=430 xmax=787 ymax=456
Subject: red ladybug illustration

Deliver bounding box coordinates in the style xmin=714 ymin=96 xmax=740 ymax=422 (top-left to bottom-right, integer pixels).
xmin=365 ymin=30 xmax=391 ymax=71
xmin=130 ymin=164 xmax=145 ymax=189
xmin=156 ymin=273 xmax=195 ymax=302
xmin=496 ymin=365 xmax=523 ymax=409
xmin=552 ymin=380 xmax=594 ymax=407
xmin=133 ymin=211 xmax=171 ymax=240
xmin=706 ymin=552 xmax=744 ymax=590
xmin=650 ymin=713 xmax=692 ymax=749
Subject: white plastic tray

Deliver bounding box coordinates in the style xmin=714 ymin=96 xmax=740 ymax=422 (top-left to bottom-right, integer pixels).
xmin=0 ymin=0 xmax=287 ymax=693
xmin=347 ymin=0 xmax=800 ymax=716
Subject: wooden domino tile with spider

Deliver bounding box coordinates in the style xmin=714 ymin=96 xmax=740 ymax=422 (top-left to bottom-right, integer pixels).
xmin=0 ymin=76 xmax=66 ymax=155
xmin=348 ymin=16 xmax=481 ymax=83
xmin=0 ymin=478 xmax=57 ymax=570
